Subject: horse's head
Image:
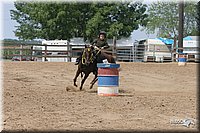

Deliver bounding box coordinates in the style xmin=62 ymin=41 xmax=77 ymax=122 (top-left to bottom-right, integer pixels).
xmin=82 ymin=46 xmax=94 ymax=66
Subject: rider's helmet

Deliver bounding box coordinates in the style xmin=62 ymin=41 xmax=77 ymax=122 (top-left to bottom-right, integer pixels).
xmin=99 ymin=31 xmax=107 ymax=38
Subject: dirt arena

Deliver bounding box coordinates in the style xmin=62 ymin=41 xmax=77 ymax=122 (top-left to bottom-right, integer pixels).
xmin=2 ymin=61 xmax=198 ymax=131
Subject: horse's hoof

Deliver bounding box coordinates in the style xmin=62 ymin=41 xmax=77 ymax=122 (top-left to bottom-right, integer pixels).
xmin=74 ymin=84 xmax=78 ymax=87
xmin=89 ymin=85 xmax=93 ymax=89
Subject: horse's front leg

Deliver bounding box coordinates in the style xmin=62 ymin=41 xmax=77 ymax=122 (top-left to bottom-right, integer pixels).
xmin=73 ymin=69 xmax=81 ymax=87
xmin=80 ymin=73 xmax=89 ymax=90
xmin=90 ymin=77 xmax=98 ymax=89
xmin=90 ymin=71 xmax=98 ymax=89
xmin=90 ymin=72 xmax=97 ymax=84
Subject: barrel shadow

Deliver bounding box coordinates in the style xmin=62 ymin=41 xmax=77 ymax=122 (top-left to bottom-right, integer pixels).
xmin=119 ymin=89 xmax=127 ymax=93
xmin=88 ymin=89 xmax=127 ymax=94
xmin=87 ymin=90 xmax=97 ymax=93
xmin=117 ymin=94 xmax=135 ymax=97
xmin=118 ymin=89 xmax=135 ymax=97
xmin=87 ymin=89 xmax=135 ymax=97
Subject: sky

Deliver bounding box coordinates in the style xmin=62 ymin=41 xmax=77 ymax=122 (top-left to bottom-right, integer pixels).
xmin=0 ymin=0 xmax=159 ymax=41
xmin=1 ymin=2 xmax=19 ymax=40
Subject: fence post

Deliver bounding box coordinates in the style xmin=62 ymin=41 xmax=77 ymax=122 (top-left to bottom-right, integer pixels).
xmin=7 ymin=50 xmax=9 ymax=59
xmin=44 ymin=45 xmax=47 ymax=61
xmin=20 ymin=44 xmax=23 ymax=61
xmin=67 ymin=41 xmax=71 ymax=62
xmin=172 ymin=36 xmax=177 ymax=62
xmin=30 ymin=46 xmax=33 ymax=61
xmin=112 ymin=36 xmax=117 ymax=61
xmin=153 ymin=45 xmax=155 ymax=62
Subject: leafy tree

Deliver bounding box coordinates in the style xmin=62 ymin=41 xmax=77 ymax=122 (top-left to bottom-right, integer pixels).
xmin=11 ymin=2 xmax=78 ymax=40
xmin=197 ymin=1 xmax=200 ymax=36
xmin=86 ymin=2 xmax=148 ymax=40
xmin=10 ymin=1 xmax=148 ymax=41
xmin=143 ymin=1 xmax=198 ymax=38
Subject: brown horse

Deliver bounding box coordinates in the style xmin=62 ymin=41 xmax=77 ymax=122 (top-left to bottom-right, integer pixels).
xmin=96 ymin=49 xmax=116 ymax=63
xmin=73 ymin=45 xmax=115 ymax=90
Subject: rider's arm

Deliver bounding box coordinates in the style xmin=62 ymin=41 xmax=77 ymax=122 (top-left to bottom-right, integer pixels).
xmin=102 ymin=42 xmax=109 ymax=49
xmin=90 ymin=39 xmax=97 ymax=46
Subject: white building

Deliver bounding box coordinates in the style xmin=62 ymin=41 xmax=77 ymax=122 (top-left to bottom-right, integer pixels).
xmin=183 ymin=36 xmax=199 ymax=62
xmin=33 ymin=40 xmax=70 ymax=62
xmin=134 ymin=38 xmax=173 ymax=62
xmin=32 ymin=37 xmax=177 ymax=62
xmin=32 ymin=38 xmax=88 ymax=62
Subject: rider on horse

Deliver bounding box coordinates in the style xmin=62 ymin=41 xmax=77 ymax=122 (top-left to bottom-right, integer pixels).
xmin=75 ymin=31 xmax=109 ymax=65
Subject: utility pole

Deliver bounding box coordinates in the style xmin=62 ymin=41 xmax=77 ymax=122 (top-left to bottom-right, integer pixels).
xmin=178 ymin=1 xmax=184 ymax=53
xmin=177 ymin=1 xmax=187 ymax=66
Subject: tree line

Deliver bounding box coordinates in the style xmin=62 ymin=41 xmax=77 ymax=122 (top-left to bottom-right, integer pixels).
xmin=10 ymin=1 xmax=199 ymax=41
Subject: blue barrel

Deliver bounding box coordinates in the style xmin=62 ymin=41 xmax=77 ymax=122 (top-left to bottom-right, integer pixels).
xmin=98 ymin=76 xmax=119 ymax=86
xmin=178 ymin=58 xmax=187 ymax=62
xmin=178 ymin=53 xmax=187 ymax=66
xmin=97 ymin=63 xmax=120 ymax=96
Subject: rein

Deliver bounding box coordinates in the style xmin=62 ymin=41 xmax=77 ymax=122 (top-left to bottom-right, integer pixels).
xmin=93 ymin=46 xmax=101 ymax=57
xmin=94 ymin=49 xmax=101 ymax=57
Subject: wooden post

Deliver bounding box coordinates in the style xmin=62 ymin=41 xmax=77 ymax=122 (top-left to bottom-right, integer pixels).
xmin=14 ymin=47 xmax=16 ymax=58
xmin=44 ymin=45 xmax=47 ymax=61
xmin=130 ymin=47 xmax=131 ymax=62
xmin=178 ymin=2 xmax=184 ymax=53
xmin=132 ymin=45 xmax=135 ymax=62
xmin=113 ymin=36 xmax=117 ymax=61
xmin=7 ymin=50 xmax=9 ymax=59
xmin=153 ymin=45 xmax=155 ymax=62
xmin=30 ymin=46 xmax=33 ymax=61
xmin=172 ymin=35 xmax=177 ymax=62
xmin=67 ymin=41 xmax=71 ymax=62
xmin=20 ymin=44 xmax=23 ymax=61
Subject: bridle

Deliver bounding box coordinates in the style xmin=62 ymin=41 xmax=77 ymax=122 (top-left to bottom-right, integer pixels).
xmin=81 ymin=48 xmax=94 ymax=65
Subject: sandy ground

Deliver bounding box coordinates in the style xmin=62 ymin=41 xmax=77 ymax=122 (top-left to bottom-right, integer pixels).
xmin=2 ymin=61 xmax=198 ymax=132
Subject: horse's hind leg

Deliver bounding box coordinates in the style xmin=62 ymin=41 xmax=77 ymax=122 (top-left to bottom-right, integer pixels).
xmin=73 ymin=69 xmax=81 ymax=87
xmin=111 ymin=56 xmax=116 ymax=63
xmin=80 ymin=73 xmax=89 ymax=90
xmin=101 ymin=52 xmax=115 ymax=63
xmin=108 ymin=55 xmax=116 ymax=63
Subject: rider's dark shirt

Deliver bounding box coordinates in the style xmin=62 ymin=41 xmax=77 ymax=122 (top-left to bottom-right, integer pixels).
xmin=91 ymin=39 xmax=109 ymax=49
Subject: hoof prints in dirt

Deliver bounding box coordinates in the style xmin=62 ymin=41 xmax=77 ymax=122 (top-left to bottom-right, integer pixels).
xmin=66 ymin=85 xmax=79 ymax=92
xmin=12 ymin=77 xmax=34 ymax=82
